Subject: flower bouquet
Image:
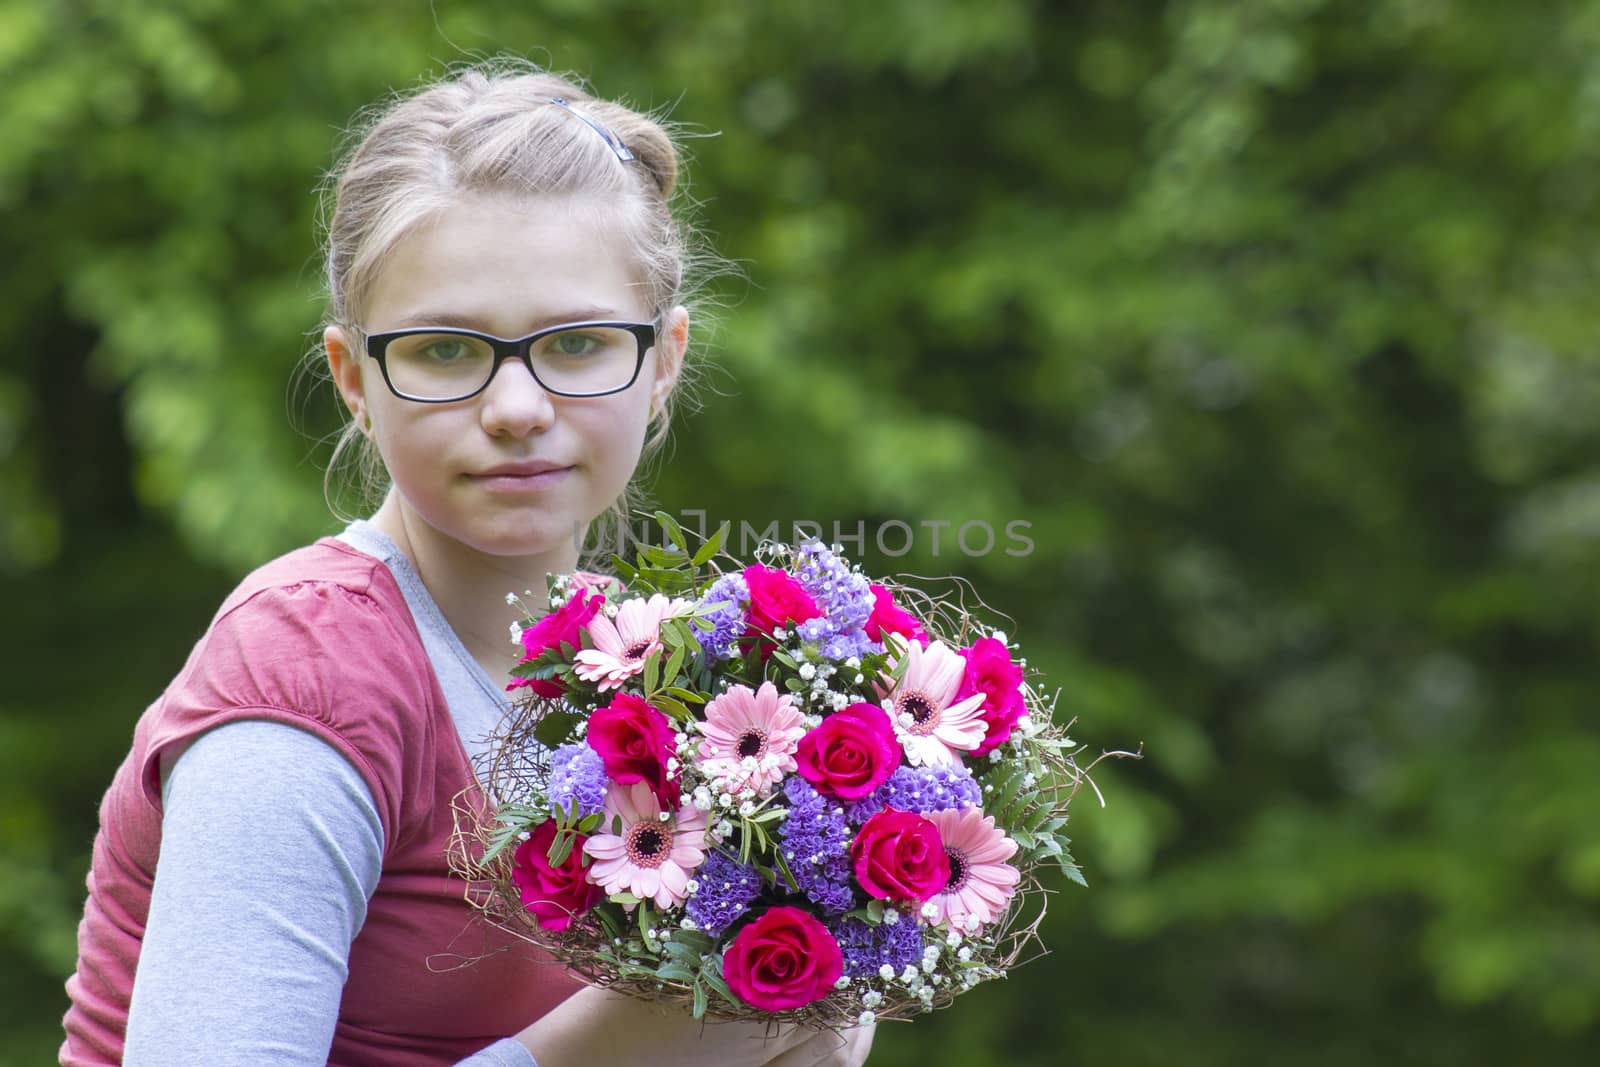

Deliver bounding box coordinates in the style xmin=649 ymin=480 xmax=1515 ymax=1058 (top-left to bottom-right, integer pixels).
xmin=451 ymin=516 xmax=1106 ymax=1027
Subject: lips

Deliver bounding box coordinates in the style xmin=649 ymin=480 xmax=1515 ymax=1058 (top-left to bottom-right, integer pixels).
xmin=474 ymin=460 xmax=573 ymax=478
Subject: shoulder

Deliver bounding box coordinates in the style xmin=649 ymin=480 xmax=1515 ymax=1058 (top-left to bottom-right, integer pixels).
xmin=172 ymin=538 xmax=428 ymax=716
xmin=222 ymin=536 xmax=407 ymax=618
xmin=141 ymin=537 xmax=444 ymax=844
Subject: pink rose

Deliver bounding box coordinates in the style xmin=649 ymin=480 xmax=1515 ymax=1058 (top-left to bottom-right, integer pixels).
xmin=586 ymin=693 xmax=679 ymax=807
xmin=508 ymin=591 xmax=604 ymax=697
xmin=956 ymin=637 xmax=1026 ymax=757
xmin=511 ymin=820 xmax=602 ymax=931
xmin=742 ymin=564 xmax=822 ymax=637
xmin=721 ymin=906 xmax=844 ymax=1011
xmin=794 ymin=702 xmax=901 ymax=800
xmin=851 ymin=807 xmax=950 ymax=903
xmin=863 ymin=584 xmax=929 ymax=648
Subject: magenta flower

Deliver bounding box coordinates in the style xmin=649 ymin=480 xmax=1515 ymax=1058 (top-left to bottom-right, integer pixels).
xmin=957 ymin=637 xmax=1027 ymax=757
xmin=863 ymin=584 xmax=928 ymax=648
xmin=507 ymin=590 xmax=603 ymax=697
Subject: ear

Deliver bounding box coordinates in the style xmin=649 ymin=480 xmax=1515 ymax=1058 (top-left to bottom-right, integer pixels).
xmin=325 ymin=325 xmax=369 ymax=428
xmin=650 ymin=306 xmax=688 ymax=415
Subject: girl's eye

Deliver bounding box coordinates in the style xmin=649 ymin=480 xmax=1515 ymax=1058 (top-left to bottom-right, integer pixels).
xmin=421 ymin=339 xmax=473 ymax=363
xmin=550 ymin=332 xmax=600 ymax=358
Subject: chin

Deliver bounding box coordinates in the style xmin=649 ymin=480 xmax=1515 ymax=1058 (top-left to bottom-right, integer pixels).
xmin=468 ymin=510 xmax=593 ymax=559
xmin=465 ymin=526 xmax=575 ymax=561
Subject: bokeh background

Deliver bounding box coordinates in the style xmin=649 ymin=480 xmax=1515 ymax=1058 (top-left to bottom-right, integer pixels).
xmin=4 ymin=0 xmax=1599 ymax=1063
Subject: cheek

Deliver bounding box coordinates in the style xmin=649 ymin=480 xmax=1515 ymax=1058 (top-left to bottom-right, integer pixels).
xmin=374 ymin=431 xmax=463 ymax=519
xmin=574 ymin=397 xmax=651 ymax=481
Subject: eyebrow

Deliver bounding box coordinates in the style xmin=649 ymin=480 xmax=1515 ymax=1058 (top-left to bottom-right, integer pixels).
xmin=384 ymin=308 xmax=625 ymax=333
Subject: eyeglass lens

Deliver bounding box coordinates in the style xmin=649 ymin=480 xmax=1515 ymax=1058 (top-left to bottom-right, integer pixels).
xmin=383 ymin=326 xmax=641 ymax=400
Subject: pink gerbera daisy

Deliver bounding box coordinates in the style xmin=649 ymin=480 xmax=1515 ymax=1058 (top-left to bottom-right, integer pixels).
xmin=697 ymin=681 xmax=809 ymax=796
xmin=573 ymin=594 xmax=691 ymax=692
xmin=876 ymin=637 xmax=989 ymax=766
xmin=583 ymin=781 xmax=707 ymax=909
xmin=921 ymin=807 xmax=1020 ymax=930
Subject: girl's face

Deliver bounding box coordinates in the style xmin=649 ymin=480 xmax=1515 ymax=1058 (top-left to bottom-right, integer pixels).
xmin=326 ymin=193 xmax=684 ymax=564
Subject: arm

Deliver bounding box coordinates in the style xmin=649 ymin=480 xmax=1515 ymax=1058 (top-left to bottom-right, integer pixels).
xmin=125 ymin=719 xmax=534 ymax=1066
xmin=508 ymin=989 xmax=873 ymax=1066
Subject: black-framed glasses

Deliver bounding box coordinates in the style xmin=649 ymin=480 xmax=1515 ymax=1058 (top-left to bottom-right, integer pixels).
xmin=363 ymin=320 xmax=657 ymax=403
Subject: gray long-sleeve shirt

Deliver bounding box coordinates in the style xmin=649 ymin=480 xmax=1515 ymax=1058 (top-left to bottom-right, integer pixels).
xmin=124 ymin=521 xmax=538 ymax=1066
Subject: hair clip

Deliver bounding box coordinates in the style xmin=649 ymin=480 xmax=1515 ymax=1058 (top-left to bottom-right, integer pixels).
xmin=549 ymin=97 xmax=636 ymax=162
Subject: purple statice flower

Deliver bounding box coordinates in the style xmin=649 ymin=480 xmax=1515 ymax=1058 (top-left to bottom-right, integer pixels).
xmin=779 ymin=777 xmax=856 ymax=914
xmin=696 ymin=571 xmax=749 ymax=660
xmin=844 ymin=763 xmax=983 ymax=824
xmin=547 ymin=742 xmax=607 ymax=820
xmin=829 ymin=914 xmax=927 ymax=980
xmin=792 ymin=540 xmax=880 ymax=661
xmin=685 ymin=851 xmax=763 ymax=937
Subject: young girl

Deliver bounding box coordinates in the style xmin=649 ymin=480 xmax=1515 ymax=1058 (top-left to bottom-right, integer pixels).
xmin=60 ymin=61 xmax=874 ymax=1067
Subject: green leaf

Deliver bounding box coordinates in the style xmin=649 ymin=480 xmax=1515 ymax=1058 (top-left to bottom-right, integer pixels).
xmin=533 ymin=708 xmax=583 ymax=750
xmin=547 ymin=830 xmax=575 ymax=867
xmin=691 ymin=523 xmax=726 ymax=566
xmin=772 ymin=851 xmax=801 ymax=891
xmin=640 ymin=544 xmax=687 ymax=569
xmin=660 ymin=940 xmax=699 ymax=965
xmin=654 ymin=960 xmax=697 ymax=984
xmin=595 ymin=904 xmax=626 ymax=942
xmin=673 ymin=927 xmax=714 ymax=955
xmin=652 ymin=695 xmax=693 ymax=723
xmin=699 ymin=956 xmax=738 ymax=1007
xmin=481 ymin=817 xmax=536 ymax=867
xmin=692 ymin=979 xmax=709 ymax=1020
xmin=662 ymin=644 xmax=685 ymax=690
xmin=654 ymin=510 xmax=688 ymax=552
xmin=667 ymin=617 xmax=700 ymax=651
xmin=643 ymin=650 xmax=661 ymax=695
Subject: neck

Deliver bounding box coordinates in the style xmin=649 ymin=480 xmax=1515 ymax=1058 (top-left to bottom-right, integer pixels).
xmin=369 ymin=494 xmax=582 ymax=680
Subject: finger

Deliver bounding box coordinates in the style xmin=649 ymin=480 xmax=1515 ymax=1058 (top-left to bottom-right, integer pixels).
xmin=762 ymin=1022 xmax=876 ymax=1067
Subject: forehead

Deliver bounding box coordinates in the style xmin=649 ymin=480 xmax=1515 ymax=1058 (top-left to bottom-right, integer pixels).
xmin=363 ymin=193 xmax=650 ymax=334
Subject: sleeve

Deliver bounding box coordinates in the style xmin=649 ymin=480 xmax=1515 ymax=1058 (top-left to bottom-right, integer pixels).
xmin=125 ymin=719 xmax=384 ymax=1065
xmin=459 ymin=1039 xmax=539 ymax=1066
xmin=140 ymin=579 xmax=445 ymax=853
xmin=127 ymin=720 xmax=540 ymax=1067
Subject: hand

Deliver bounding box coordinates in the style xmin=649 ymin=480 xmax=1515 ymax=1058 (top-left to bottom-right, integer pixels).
xmin=513 ymin=986 xmax=819 ymax=1067
xmin=763 ymin=1021 xmax=876 ymax=1067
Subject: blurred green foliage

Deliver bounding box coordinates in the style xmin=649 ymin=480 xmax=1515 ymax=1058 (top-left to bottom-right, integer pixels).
xmin=3 ymin=0 xmax=1598 ymax=1063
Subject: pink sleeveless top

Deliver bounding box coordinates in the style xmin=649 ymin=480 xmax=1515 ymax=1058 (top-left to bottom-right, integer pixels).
xmin=60 ymin=538 xmax=583 ymax=1065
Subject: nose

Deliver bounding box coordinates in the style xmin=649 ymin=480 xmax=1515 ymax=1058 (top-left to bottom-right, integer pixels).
xmin=478 ymin=355 xmax=557 ymax=438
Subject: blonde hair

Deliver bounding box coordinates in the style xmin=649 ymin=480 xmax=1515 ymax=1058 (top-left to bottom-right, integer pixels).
xmin=313 ymin=58 xmax=716 ymax=561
